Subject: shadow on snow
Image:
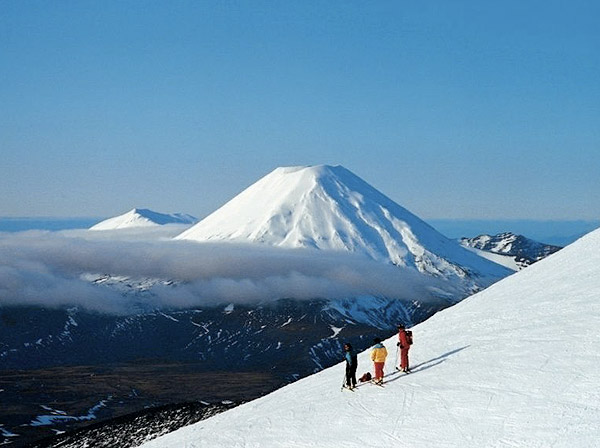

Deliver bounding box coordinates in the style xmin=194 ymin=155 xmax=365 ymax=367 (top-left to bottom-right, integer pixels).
xmin=383 ymin=345 xmax=471 ymax=384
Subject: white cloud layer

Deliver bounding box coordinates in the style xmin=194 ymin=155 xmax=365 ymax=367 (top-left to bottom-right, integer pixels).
xmin=0 ymin=230 xmax=450 ymax=314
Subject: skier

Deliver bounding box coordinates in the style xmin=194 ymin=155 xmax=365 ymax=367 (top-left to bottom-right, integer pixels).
xmin=370 ymin=338 xmax=388 ymax=385
xmin=397 ymin=323 xmax=412 ymax=373
xmin=343 ymin=343 xmax=358 ymax=390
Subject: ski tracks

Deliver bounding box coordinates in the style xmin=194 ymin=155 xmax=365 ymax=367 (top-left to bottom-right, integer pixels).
xmin=431 ymin=389 xmax=472 ymax=444
xmin=387 ymin=387 xmax=415 ymax=440
xmin=351 ymin=400 xmax=378 ymax=419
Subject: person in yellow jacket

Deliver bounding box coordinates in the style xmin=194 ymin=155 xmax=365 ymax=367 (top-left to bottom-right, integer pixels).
xmin=370 ymin=337 xmax=388 ymax=385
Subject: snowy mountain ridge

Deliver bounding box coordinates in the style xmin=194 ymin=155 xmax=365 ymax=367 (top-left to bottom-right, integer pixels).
xmin=90 ymin=208 xmax=197 ymax=230
xmin=176 ymin=165 xmax=510 ymax=292
xmin=459 ymin=232 xmax=562 ymax=270
xmin=142 ymin=228 xmax=600 ymax=448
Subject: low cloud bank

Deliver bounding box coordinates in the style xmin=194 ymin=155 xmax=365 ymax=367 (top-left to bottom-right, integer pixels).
xmin=0 ymin=231 xmax=452 ymax=315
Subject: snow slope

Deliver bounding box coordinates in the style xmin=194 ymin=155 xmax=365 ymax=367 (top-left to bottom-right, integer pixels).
xmin=90 ymin=208 xmax=197 ymax=230
xmin=140 ymin=228 xmax=600 ymax=448
xmin=176 ymin=165 xmax=510 ymax=291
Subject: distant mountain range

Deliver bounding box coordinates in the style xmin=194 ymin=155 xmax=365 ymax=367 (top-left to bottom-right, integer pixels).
xmin=2 ymin=216 xmax=596 ymax=247
xmin=0 ymin=166 xmax=519 ymax=378
xmin=4 ymin=166 xmax=514 ymax=371
xmin=459 ymin=232 xmax=562 ymax=270
xmin=430 ymin=219 xmax=599 ymax=247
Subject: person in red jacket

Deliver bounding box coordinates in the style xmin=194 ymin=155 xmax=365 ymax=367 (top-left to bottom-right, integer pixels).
xmin=397 ymin=324 xmax=411 ymax=373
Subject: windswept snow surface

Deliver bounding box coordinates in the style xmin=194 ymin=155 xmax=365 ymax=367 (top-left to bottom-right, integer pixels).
xmin=141 ymin=228 xmax=600 ymax=448
xmin=176 ymin=165 xmax=510 ymax=290
xmin=90 ymin=208 xmax=197 ymax=230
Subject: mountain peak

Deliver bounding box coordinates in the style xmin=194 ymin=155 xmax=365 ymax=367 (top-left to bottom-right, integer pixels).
xmin=271 ymin=164 xmax=369 ymax=185
xmin=272 ymin=164 xmax=342 ymax=173
xmin=90 ymin=208 xmax=197 ymax=231
xmin=175 ymin=164 xmax=408 ymax=253
xmin=176 ymin=165 xmax=510 ymax=291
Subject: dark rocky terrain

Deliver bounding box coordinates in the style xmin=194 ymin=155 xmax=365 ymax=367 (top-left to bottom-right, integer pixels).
xmin=0 ymin=362 xmax=278 ymax=447
xmin=1 ymin=296 xmax=442 ymax=446
xmin=29 ymin=398 xmax=239 ymax=448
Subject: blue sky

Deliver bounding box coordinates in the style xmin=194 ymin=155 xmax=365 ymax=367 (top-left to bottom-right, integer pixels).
xmin=1 ymin=1 xmax=598 ymax=221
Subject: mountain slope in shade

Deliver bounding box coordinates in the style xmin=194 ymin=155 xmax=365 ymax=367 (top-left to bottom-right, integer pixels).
xmin=90 ymin=208 xmax=197 ymax=230
xmin=460 ymin=232 xmax=562 ymax=270
xmin=176 ymin=165 xmax=510 ymax=291
xmin=141 ymin=228 xmax=600 ymax=448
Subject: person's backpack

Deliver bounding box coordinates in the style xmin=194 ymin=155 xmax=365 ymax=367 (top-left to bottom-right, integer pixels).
xmin=406 ymin=330 xmax=413 ymax=345
xmin=359 ymin=372 xmax=372 ymax=382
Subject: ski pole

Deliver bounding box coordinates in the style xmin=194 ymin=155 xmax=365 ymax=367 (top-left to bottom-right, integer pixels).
xmin=395 ymin=345 xmax=399 ymax=370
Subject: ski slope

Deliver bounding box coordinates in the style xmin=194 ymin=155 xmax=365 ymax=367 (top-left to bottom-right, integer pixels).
xmin=139 ymin=227 xmax=600 ymax=448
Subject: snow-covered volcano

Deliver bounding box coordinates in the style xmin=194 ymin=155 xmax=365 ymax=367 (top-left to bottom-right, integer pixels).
xmin=90 ymin=208 xmax=197 ymax=230
xmin=176 ymin=165 xmax=510 ymax=290
xmin=141 ymin=228 xmax=600 ymax=448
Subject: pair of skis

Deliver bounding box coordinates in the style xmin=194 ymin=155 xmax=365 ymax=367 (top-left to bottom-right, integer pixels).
xmin=341 ymin=382 xmax=382 ymax=391
xmin=341 ymin=371 xmax=356 ymax=392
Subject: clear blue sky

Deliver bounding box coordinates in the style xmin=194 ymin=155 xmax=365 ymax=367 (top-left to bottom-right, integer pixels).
xmin=1 ymin=1 xmax=598 ymax=220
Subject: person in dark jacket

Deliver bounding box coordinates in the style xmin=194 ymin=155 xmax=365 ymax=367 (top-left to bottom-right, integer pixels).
xmin=343 ymin=343 xmax=358 ymax=390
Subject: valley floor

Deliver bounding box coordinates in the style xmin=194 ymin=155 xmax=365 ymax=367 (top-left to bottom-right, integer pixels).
xmin=0 ymin=362 xmax=282 ymax=447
